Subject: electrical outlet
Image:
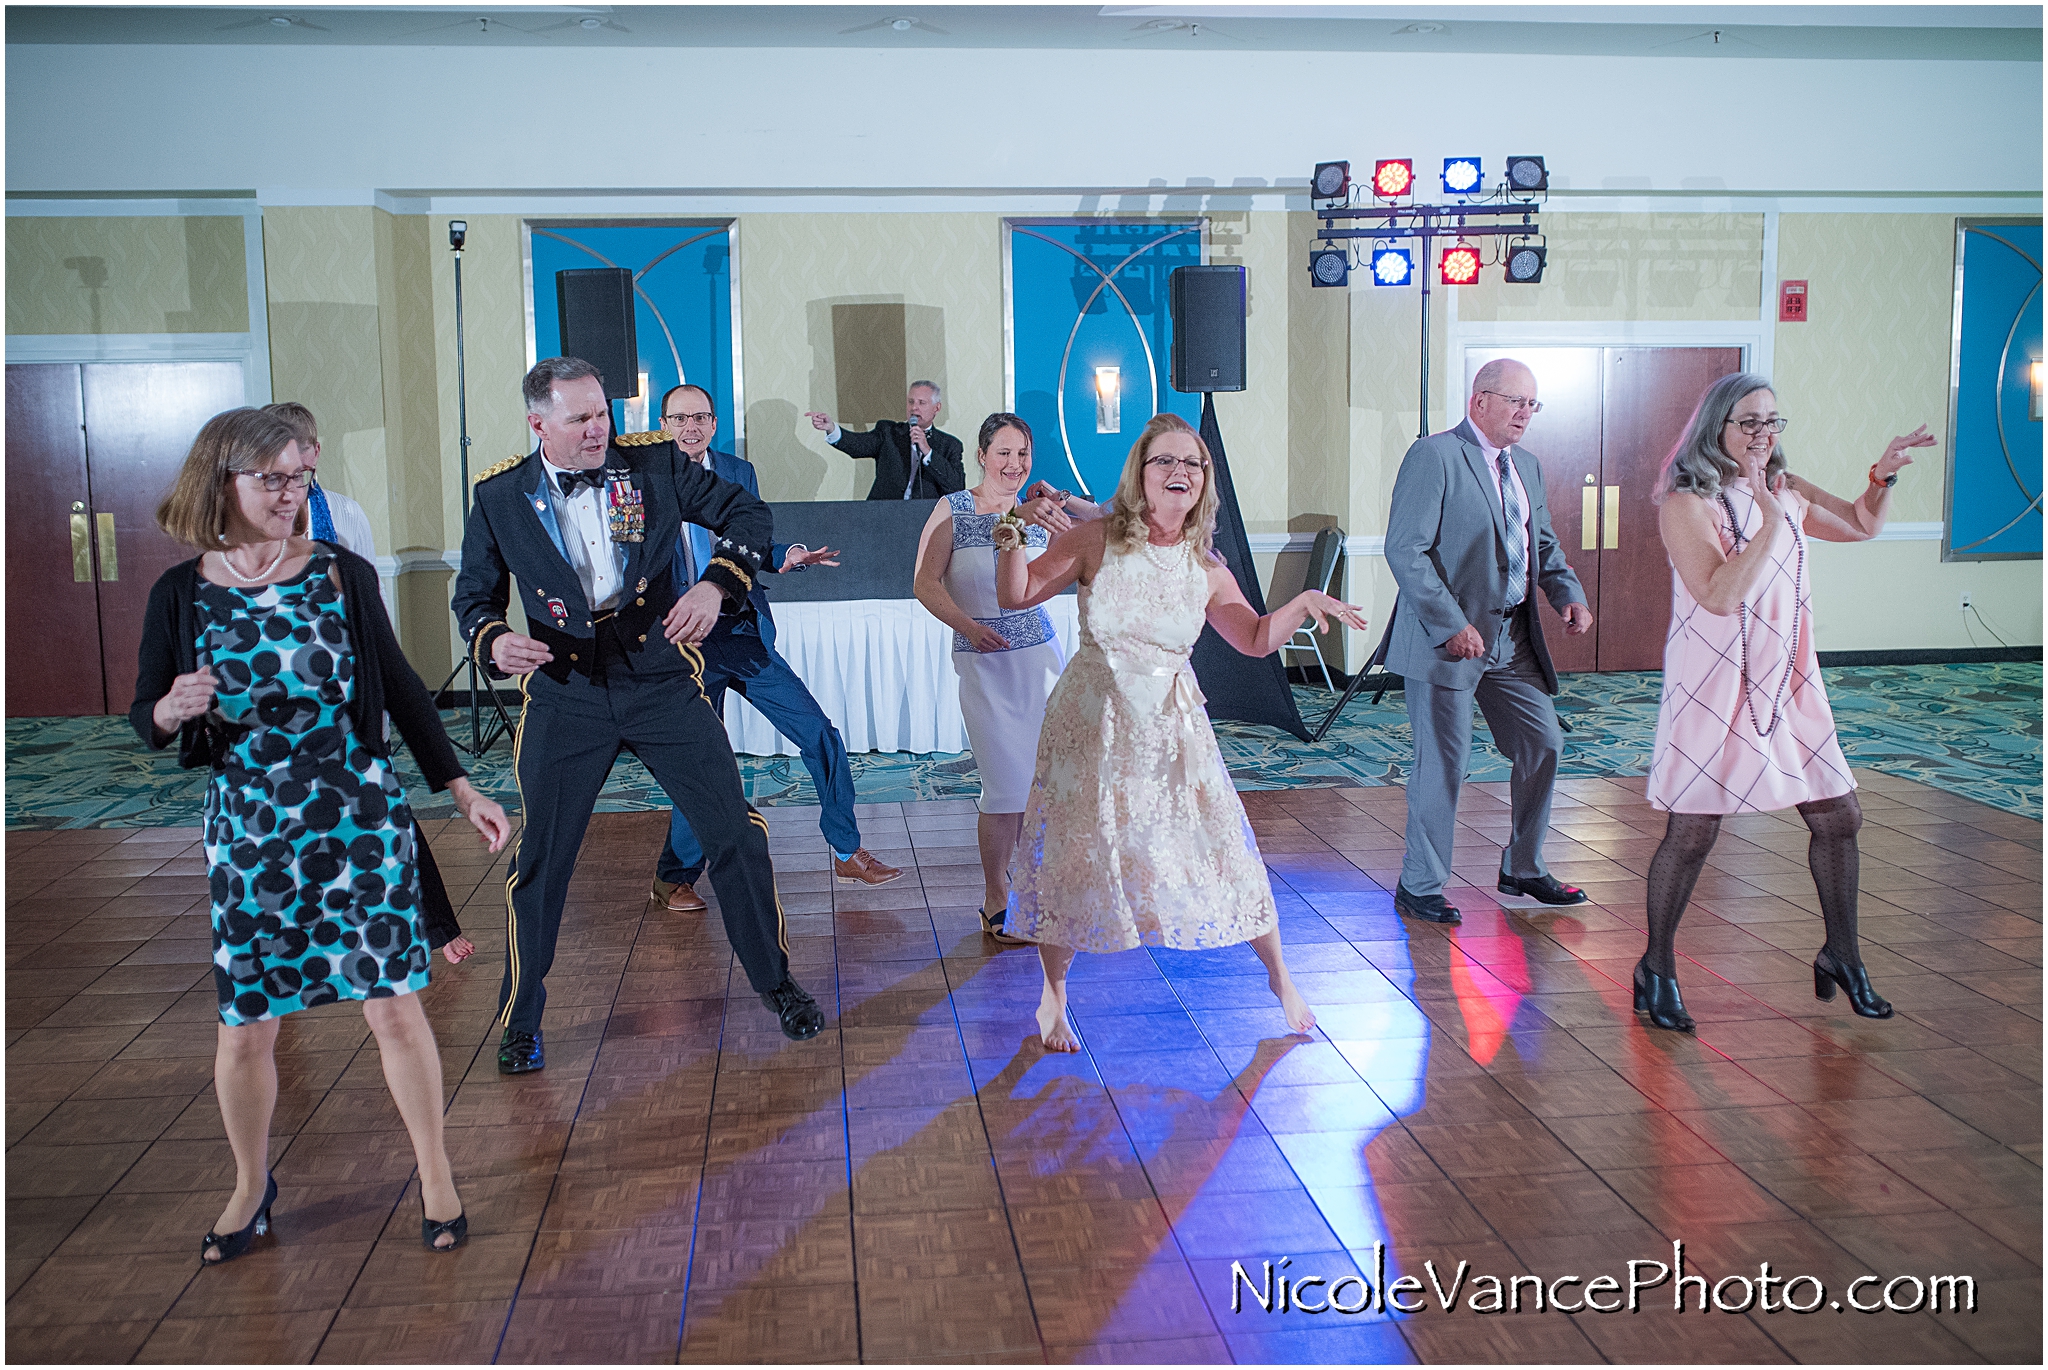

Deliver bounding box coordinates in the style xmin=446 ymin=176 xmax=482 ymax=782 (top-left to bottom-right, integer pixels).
xmin=1961 ymin=592 xmax=1974 ymax=611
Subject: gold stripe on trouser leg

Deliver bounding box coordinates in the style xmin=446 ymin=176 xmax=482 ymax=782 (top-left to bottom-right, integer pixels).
xmin=747 ymin=811 xmax=789 ymax=955
xmin=498 ymin=673 xmax=533 ymax=1029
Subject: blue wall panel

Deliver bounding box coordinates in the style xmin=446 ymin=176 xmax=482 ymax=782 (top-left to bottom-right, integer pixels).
xmin=1007 ymin=220 xmax=1202 ymax=499
xmin=1946 ymin=219 xmax=2041 ymax=561
xmin=528 ymin=221 xmax=736 ymax=446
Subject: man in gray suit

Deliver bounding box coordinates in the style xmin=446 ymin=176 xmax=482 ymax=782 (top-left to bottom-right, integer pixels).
xmin=1384 ymin=359 xmax=1594 ymax=924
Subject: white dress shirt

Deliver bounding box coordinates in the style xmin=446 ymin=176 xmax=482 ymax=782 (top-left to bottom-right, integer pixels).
xmin=318 ymin=486 xmax=378 ymax=558
xmin=539 ymin=454 xmax=623 ymax=611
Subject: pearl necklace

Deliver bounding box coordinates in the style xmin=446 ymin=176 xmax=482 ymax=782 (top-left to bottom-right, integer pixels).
xmin=217 ymin=540 xmax=289 ymax=585
xmin=1141 ymin=537 xmax=1187 ymax=571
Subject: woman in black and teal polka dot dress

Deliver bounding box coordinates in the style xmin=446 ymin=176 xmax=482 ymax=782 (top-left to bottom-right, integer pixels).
xmin=133 ymin=408 xmax=510 ymax=1268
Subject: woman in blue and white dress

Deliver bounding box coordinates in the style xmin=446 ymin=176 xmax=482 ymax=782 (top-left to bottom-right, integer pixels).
xmin=914 ymin=413 xmax=1066 ymax=943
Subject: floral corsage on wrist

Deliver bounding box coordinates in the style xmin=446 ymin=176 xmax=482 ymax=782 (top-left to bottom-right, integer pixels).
xmin=990 ymin=510 xmax=1029 ymax=552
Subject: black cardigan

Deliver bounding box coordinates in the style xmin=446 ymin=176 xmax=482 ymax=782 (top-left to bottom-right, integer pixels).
xmin=130 ymin=545 xmax=470 ymax=947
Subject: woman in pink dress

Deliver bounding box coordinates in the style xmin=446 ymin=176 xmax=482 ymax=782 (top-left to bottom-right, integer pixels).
xmin=1637 ymin=372 xmax=1933 ymax=1032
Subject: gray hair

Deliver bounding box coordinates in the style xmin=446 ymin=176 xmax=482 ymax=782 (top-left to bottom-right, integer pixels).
xmin=908 ymin=379 xmax=942 ymax=401
xmin=1470 ymin=357 xmax=1531 ymax=398
xmin=1655 ymin=371 xmax=1785 ymax=505
xmin=524 ymin=356 xmax=603 ymax=414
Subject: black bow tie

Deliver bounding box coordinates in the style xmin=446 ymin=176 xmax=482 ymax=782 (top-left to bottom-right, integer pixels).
xmin=556 ymin=468 xmax=605 ymax=497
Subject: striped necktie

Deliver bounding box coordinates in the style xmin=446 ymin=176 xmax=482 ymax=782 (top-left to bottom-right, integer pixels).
xmin=1498 ymin=452 xmax=1526 ymax=609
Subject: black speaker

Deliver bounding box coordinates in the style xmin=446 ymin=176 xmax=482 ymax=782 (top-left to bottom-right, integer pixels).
xmin=1170 ymin=265 xmax=1246 ymax=393
xmin=555 ymin=268 xmax=639 ymax=400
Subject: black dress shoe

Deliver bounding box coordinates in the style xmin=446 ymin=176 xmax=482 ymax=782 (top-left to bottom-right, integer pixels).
xmin=1393 ymin=883 xmax=1461 ymax=924
xmin=1632 ymin=958 xmax=1695 ymax=1033
xmin=1814 ymin=948 xmax=1893 ymax=1019
xmin=497 ymin=1029 xmax=544 ymax=1074
xmin=1498 ymin=870 xmax=1588 ymax=906
xmin=761 ymin=977 xmax=825 ymax=1040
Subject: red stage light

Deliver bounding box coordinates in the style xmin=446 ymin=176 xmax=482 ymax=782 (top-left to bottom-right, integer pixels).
xmin=1372 ymin=159 xmax=1413 ymax=198
xmin=1439 ymin=245 xmax=1481 ymax=285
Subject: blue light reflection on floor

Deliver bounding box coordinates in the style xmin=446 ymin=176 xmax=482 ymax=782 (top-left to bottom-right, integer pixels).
xmin=889 ymin=878 xmax=1439 ymax=1353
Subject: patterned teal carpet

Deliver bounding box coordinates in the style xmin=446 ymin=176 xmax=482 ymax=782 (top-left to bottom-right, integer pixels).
xmin=8 ymin=663 xmax=2038 ymax=829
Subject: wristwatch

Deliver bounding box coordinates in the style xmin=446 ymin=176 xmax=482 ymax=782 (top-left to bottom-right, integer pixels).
xmin=1869 ymin=464 xmax=1899 ymax=489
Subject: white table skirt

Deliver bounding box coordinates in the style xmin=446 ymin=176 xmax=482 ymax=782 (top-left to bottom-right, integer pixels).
xmin=724 ymin=597 xmax=1080 ymax=757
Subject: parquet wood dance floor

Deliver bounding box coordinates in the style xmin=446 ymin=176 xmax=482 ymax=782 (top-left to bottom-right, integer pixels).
xmin=5 ymin=770 xmax=2039 ymax=1362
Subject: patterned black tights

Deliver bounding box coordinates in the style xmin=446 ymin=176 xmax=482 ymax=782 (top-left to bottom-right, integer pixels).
xmin=1643 ymin=813 xmax=1722 ymax=978
xmin=1643 ymin=794 xmax=1865 ymax=978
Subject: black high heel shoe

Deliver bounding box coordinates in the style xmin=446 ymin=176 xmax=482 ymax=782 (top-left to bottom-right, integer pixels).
xmin=1632 ymin=959 xmax=1696 ymax=1033
xmin=1814 ymin=948 xmax=1893 ymax=1019
xmin=980 ymin=908 xmax=1032 ymax=948
xmin=200 ymin=1171 xmax=276 ymax=1266
xmin=422 ymin=1208 xmax=468 ymax=1252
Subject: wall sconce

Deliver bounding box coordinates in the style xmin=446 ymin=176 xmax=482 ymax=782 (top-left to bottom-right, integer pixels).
xmin=2032 ymin=359 xmax=2043 ymax=422
xmin=622 ymin=365 xmax=652 ymax=433
xmin=1095 ymin=366 xmax=1121 ymax=434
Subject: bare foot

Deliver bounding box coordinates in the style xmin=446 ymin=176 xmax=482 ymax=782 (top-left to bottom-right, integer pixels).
xmin=441 ymin=936 xmax=475 ymax=966
xmin=1269 ymin=971 xmax=1316 ymax=1034
xmin=1035 ymin=981 xmax=1081 ymax=1053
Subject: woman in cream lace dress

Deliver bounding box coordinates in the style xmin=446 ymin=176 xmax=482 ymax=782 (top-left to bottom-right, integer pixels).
xmin=995 ymin=413 xmax=1368 ymax=1050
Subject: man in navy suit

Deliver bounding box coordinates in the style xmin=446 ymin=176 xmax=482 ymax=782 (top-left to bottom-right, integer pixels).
xmin=650 ymin=384 xmax=903 ymax=912
xmin=453 ymin=358 xmax=825 ymax=1069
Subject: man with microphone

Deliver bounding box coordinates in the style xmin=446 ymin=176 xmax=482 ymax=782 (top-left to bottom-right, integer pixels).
xmin=805 ymin=379 xmax=966 ymax=500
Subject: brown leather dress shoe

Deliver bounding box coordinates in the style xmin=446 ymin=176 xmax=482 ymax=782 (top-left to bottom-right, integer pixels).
xmin=650 ymin=878 xmax=708 ymax=913
xmin=833 ymin=849 xmax=904 ymax=886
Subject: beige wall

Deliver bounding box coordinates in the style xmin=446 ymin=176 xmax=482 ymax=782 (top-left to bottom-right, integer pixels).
xmin=1778 ymin=213 xmax=2038 ymax=649
xmin=8 ymin=204 xmax=2033 ymax=685
xmin=6 ymin=215 xmax=248 ymax=335
xmin=1457 ymin=213 xmax=1765 ymax=323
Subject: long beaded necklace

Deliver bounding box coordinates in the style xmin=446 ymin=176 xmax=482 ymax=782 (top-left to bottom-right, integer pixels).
xmin=216 ymin=539 xmax=288 ymax=585
xmin=1717 ymin=486 xmax=1804 ymax=738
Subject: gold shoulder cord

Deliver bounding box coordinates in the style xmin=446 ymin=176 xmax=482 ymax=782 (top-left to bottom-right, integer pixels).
xmin=613 ymin=431 xmax=670 ymax=448
xmin=474 ymin=454 xmax=524 ymax=483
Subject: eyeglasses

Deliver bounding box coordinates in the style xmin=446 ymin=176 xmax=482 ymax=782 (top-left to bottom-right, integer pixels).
xmin=1146 ymin=456 xmax=1207 ymax=474
xmin=229 ymin=469 xmax=314 ymax=492
xmin=1725 ymin=416 xmax=1789 ymax=436
xmin=1480 ymin=390 xmax=1543 ymax=414
xmin=663 ymin=411 xmax=715 ymax=425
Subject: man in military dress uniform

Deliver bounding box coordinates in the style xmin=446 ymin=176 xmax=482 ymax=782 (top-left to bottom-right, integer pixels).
xmin=454 ymin=356 xmax=824 ymax=1072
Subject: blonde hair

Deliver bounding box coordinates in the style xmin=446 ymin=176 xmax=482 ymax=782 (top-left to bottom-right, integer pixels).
xmin=1104 ymin=413 xmax=1219 ymax=560
xmin=156 ymin=408 xmax=307 ymax=549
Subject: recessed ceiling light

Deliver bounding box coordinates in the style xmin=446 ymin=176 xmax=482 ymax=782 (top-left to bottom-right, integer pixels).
xmin=891 ymin=17 xmax=915 ymax=30
xmin=579 ymin=16 xmax=602 ymax=29
xmin=269 ymin=14 xmax=292 ymax=26
xmin=1397 ymin=22 xmax=1446 ymax=34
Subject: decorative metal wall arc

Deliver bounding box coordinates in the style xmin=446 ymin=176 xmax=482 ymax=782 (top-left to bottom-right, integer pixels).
xmin=1958 ymin=274 xmax=2046 ymax=547
xmin=1941 ymin=216 xmax=2039 ymax=557
xmin=1011 ymin=224 xmax=1196 ymax=497
xmin=530 ymin=227 xmax=688 ymax=387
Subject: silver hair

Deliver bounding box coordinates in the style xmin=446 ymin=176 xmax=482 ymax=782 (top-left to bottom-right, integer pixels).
xmin=908 ymin=379 xmax=942 ymax=401
xmin=524 ymin=356 xmax=603 ymax=414
xmin=1655 ymin=371 xmax=1786 ymax=505
xmin=1470 ymin=357 xmax=1532 ymax=398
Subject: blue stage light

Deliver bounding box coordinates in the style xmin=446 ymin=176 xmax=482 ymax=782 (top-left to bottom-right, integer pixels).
xmin=1370 ymin=247 xmax=1413 ymax=286
xmin=1442 ymin=157 xmax=1482 ymax=195
xmin=1309 ymin=248 xmax=1349 ymax=288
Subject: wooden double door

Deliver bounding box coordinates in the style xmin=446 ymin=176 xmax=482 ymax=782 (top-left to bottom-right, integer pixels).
xmin=6 ymin=362 xmax=247 ymax=716
xmin=1464 ymin=346 xmax=1743 ymax=673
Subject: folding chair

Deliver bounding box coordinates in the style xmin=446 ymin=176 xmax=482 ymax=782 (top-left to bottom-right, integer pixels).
xmin=1278 ymin=526 xmax=1345 ymax=692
